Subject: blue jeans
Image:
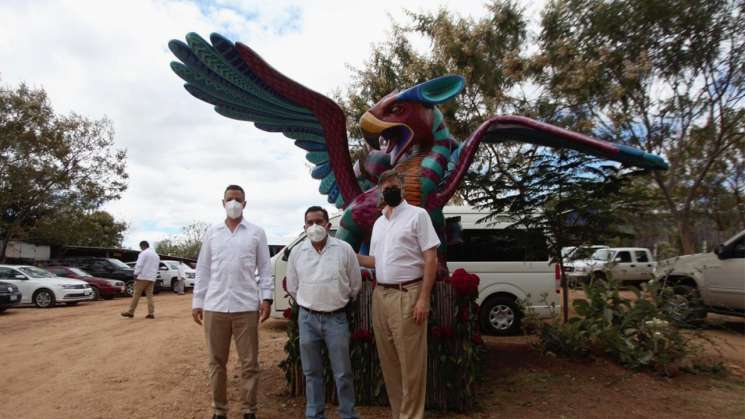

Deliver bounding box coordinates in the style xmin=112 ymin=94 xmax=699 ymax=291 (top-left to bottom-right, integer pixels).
xmin=299 ymin=308 xmax=358 ymax=419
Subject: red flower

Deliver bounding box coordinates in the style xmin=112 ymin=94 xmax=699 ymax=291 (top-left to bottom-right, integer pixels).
xmin=371 ymin=279 xmax=377 ymax=289
xmin=471 ymin=334 xmax=484 ymax=345
xmin=431 ymin=326 xmax=443 ymax=338
xmin=282 ymin=277 xmax=288 ymax=292
xmin=449 ymin=269 xmax=480 ymax=297
xmin=283 ymin=308 xmax=292 ymax=319
xmin=431 ymin=325 xmax=454 ymax=339
xmin=361 ymin=270 xmax=372 ymax=281
xmin=352 ymin=329 xmax=373 ymax=342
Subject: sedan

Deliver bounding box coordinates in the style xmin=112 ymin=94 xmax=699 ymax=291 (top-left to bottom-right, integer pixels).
xmin=0 ymin=281 xmax=22 ymax=313
xmin=0 ymin=265 xmax=94 ymax=308
xmin=46 ymin=266 xmax=126 ymax=300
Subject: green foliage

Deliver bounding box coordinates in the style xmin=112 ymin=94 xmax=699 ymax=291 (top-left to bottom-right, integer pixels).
xmin=155 ymin=221 xmax=208 ymax=259
xmin=0 ymin=81 xmax=128 ymax=259
xmin=30 ymin=210 xmax=127 ymax=247
xmin=535 ymin=278 xmax=714 ymax=377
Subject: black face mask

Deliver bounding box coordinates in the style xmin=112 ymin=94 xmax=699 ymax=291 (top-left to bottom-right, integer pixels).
xmin=382 ymin=187 xmax=403 ymax=207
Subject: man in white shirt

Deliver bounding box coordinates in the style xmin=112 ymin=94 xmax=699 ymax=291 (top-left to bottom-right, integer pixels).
xmin=358 ymin=170 xmax=440 ymax=419
xmin=191 ymin=184 xmax=273 ymax=419
xmin=174 ymin=262 xmax=186 ymax=295
xmin=286 ymin=206 xmax=362 ymax=419
xmin=121 ymin=240 xmax=160 ymax=319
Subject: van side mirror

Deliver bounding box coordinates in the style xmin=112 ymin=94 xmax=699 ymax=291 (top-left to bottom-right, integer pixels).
xmin=614 ymin=257 xmax=623 ymax=263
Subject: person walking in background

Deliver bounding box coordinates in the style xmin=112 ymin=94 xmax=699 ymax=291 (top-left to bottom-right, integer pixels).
xmin=192 ymin=184 xmax=273 ymax=419
xmin=286 ymin=206 xmax=361 ymax=419
xmin=121 ymin=240 xmax=160 ymax=319
xmin=357 ymin=170 xmax=440 ymax=419
xmin=174 ymin=262 xmax=186 ymax=295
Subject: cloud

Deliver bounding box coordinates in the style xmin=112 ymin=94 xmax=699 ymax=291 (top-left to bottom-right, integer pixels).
xmin=0 ymin=0 xmax=512 ymax=248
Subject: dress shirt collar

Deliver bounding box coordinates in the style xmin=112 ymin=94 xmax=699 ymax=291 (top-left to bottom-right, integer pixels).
xmin=300 ymin=235 xmax=338 ymax=254
xmin=384 ymin=200 xmax=410 ymax=220
xmin=216 ymin=217 xmax=251 ymax=232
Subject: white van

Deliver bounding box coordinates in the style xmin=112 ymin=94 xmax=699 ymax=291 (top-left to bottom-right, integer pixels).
xmin=270 ymin=206 xmax=560 ymax=335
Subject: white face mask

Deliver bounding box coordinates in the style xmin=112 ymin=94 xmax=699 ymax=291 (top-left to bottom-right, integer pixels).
xmin=306 ymin=224 xmax=328 ymax=243
xmin=224 ymin=200 xmax=243 ymax=219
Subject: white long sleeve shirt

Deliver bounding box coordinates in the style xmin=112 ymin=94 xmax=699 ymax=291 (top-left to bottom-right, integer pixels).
xmin=134 ymin=247 xmax=160 ymax=282
xmin=285 ymin=236 xmax=362 ymax=312
xmin=370 ymin=201 xmax=441 ymax=284
xmin=193 ymin=218 xmax=273 ymax=312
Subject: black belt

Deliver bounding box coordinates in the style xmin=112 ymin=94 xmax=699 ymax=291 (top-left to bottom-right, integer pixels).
xmin=377 ymin=277 xmax=423 ymax=292
xmin=300 ymin=306 xmax=346 ymax=315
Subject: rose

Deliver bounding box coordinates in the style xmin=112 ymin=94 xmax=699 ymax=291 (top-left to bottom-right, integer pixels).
xmin=283 ymin=308 xmax=292 ymax=319
xmin=352 ymin=329 xmax=373 ymax=342
xmin=282 ymin=277 xmax=288 ymax=292
xmin=431 ymin=326 xmax=443 ymax=338
xmin=471 ymin=334 xmax=484 ymax=345
xmin=361 ymin=270 xmax=372 ymax=281
xmin=449 ymin=269 xmax=480 ymax=297
xmin=431 ymin=325 xmax=454 ymax=339
xmin=458 ymin=305 xmax=470 ymax=322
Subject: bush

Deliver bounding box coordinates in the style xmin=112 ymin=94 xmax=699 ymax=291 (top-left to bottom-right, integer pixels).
xmin=532 ymin=278 xmax=716 ymax=377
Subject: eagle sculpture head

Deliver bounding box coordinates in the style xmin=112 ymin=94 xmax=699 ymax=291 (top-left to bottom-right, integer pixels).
xmin=359 ymin=75 xmax=464 ymax=166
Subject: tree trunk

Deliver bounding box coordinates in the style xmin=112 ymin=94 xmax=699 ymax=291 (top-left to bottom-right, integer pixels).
xmin=678 ymin=218 xmax=696 ymax=255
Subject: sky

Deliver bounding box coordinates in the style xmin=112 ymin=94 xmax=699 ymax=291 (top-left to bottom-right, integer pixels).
xmin=0 ymin=0 xmax=544 ymax=248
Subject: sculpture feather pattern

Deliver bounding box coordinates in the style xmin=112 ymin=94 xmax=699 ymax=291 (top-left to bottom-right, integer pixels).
xmin=169 ymin=32 xmax=668 ymax=278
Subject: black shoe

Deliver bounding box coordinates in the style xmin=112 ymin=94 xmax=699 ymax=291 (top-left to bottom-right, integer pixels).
xmin=145 ymin=314 xmax=155 ymax=319
xmin=244 ymin=414 xmax=256 ymax=419
xmin=120 ymin=312 xmax=133 ymax=318
xmin=212 ymin=415 xmax=226 ymax=419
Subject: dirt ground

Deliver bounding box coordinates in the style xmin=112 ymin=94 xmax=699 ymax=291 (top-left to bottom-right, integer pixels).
xmin=1 ymin=292 xmax=743 ymax=419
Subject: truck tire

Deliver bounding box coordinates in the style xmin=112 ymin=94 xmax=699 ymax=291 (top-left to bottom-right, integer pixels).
xmin=480 ymin=295 xmax=522 ymax=336
xmin=663 ymin=284 xmax=707 ymax=327
xmin=125 ymin=281 xmax=135 ymax=297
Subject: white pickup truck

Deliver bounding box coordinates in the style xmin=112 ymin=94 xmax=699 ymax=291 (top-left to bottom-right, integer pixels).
xmin=271 ymin=205 xmax=560 ymax=336
xmin=565 ymin=247 xmax=657 ymax=285
xmin=658 ymin=229 xmax=745 ymax=322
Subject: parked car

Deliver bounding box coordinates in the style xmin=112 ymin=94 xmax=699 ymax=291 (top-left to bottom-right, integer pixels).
xmin=45 ymin=266 xmax=125 ymax=300
xmin=0 ymin=281 xmax=22 ymax=313
xmin=63 ymin=257 xmax=160 ymax=297
xmin=562 ymin=245 xmax=609 ymax=263
xmin=658 ymin=229 xmax=745 ymax=322
xmin=270 ymin=206 xmax=560 ymax=336
xmin=565 ymin=247 xmax=656 ymax=285
xmin=0 ymin=265 xmax=94 ymax=307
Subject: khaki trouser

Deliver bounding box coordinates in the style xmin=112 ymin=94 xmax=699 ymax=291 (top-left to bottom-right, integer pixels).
xmin=203 ymin=310 xmax=259 ymax=416
xmin=372 ymin=282 xmax=427 ymax=419
xmin=126 ymin=279 xmax=154 ymax=315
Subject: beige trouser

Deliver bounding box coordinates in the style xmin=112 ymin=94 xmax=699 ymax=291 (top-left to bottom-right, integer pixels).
xmin=126 ymin=279 xmax=154 ymax=315
xmin=203 ymin=310 xmax=259 ymax=416
xmin=372 ymin=282 xmax=427 ymax=419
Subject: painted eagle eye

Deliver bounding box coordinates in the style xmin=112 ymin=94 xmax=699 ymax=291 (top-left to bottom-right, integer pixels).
xmin=390 ymin=104 xmax=404 ymax=115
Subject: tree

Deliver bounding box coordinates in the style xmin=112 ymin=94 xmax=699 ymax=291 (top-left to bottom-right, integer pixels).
xmin=532 ymin=0 xmax=745 ymax=253
xmin=155 ymin=221 xmax=208 ymax=259
xmin=0 ymin=82 xmax=128 ymax=261
xmin=29 ymin=210 xmax=128 ymax=248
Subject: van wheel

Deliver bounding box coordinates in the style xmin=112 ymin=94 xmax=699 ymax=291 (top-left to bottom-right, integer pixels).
xmin=480 ymin=296 xmax=521 ymax=336
xmin=33 ymin=289 xmax=56 ymax=308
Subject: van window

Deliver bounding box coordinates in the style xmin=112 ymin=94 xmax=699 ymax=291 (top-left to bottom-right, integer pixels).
xmin=446 ymin=229 xmax=549 ymax=262
xmin=634 ymin=251 xmax=649 ymax=262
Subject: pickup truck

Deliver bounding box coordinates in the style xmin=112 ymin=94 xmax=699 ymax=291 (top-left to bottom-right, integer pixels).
xmin=271 ymin=205 xmax=560 ymax=336
xmin=658 ymin=229 xmax=745 ymax=322
xmin=565 ymin=247 xmax=657 ymax=285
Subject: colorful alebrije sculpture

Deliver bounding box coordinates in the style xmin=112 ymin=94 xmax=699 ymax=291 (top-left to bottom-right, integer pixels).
xmin=168 ymin=33 xmax=668 ymax=279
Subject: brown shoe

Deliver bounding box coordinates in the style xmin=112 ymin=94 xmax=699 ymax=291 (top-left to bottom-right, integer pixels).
xmin=145 ymin=314 xmax=155 ymax=319
xmin=120 ymin=312 xmax=133 ymax=318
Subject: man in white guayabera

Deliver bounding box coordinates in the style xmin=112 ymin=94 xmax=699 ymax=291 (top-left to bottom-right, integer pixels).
xmin=286 ymin=206 xmax=362 ymax=419
xmin=191 ymin=184 xmax=273 ymax=419
xmin=121 ymin=240 xmax=160 ymax=319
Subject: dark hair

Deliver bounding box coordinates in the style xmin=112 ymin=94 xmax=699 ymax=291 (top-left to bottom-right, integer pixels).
xmin=139 ymin=241 xmax=149 ymax=249
xmin=304 ymin=206 xmax=329 ymax=223
xmin=224 ymin=184 xmax=245 ymax=199
xmin=378 ymin=169 xmax=403 ymax=186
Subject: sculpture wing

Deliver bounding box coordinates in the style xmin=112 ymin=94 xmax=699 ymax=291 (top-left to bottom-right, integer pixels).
xmin=168 ymin=32 xmax=362 ymax=208
xmin=437 ymin=115 xmax=668 ymax=205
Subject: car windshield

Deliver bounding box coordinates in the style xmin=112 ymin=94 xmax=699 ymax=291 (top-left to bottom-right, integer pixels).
xmin=18 ymin=266 xmax=55 ymax=278
xmin=570 ymin=247 xmax=603 ymax=261
xmin=68 ymin=267 xmax=91 ymax=277
xmin=591 ymin=249 xmax=612 ymax=261
xmin=165 ymin=261 xmax=180 ymax=269
xmin=107 ymin=258 xmax=131 ymax=269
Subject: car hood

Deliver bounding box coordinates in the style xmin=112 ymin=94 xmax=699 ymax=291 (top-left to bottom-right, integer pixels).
xmin=658 ymin=252 xmax=717 ymax=275
xmin=35 ymin=277 xmax=90 ymax=287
